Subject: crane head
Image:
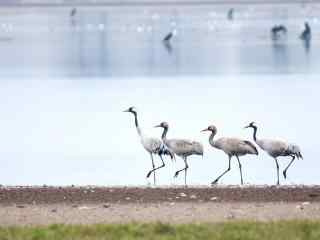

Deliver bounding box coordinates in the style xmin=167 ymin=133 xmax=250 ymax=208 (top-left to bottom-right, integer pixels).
xmin=123 ymin=106 xmax=137 ymax=114
xmin=244 ymin=121 xmax=256 ymax=129
xmin=154 ymin=121 xmax=169 ymax=129
xmin=201 ymin=125 xmax=217 ymax=133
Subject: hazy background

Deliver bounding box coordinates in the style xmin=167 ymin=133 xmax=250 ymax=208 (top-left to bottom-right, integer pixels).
xmin=0 ymin=2 xmax=319 ymax=186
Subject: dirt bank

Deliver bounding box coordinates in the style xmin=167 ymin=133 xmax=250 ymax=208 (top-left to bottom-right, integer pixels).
xmin=1 ymin=186 xmax=320 ymax=204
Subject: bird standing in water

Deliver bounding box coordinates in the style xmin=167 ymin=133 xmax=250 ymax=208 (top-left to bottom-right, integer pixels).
xmin=300 ymin=22 xmax=311 ymax=41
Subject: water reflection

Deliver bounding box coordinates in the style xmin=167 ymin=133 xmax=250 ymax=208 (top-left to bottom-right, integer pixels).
xmin=163 ymin=41 xmax=173 ymax=54
xmin=0 ymin=3 xmax=319 ymax=77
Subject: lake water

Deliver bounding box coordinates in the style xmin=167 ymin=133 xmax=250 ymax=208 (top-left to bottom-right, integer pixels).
xmin=0 ymin=2 xmax=319 ymax=186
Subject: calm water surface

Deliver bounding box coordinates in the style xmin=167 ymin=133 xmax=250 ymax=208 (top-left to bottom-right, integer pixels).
xmin=0 ymin=3 xmax=319 ymax=185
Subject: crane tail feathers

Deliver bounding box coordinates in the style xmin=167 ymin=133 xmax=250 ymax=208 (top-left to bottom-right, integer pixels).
xmin=158 ymin=145 xmax=175 ymax=161
xmin=288 ymin=144 xmax=303 ymax=160
xmin=244 ymin=140 xmax=258 ymax=155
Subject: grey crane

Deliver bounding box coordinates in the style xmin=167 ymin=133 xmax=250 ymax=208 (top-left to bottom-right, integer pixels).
xmin=201 ymin=125 xmax=258 ymax=185
xmin=124 ymin=107 xmax=174 ymax=185
xmin=163 ymin=29 xmax=177 ymax=43
xmin=300 ymin=22 xmax=311 ymax=41
xmin=271 ymin=25 xmax=287 ymax=40
xmin=228 ymin=8 xmax=234 ymax=21
xmin=70 ymin=8 xmax=77 ymax=17
xmin=163 ymin=32 xmax=173 ymax=42
xmin=155 ymin=122 xmax=203 ymax=186
xmin=245 ymin=122 xmax=303 ymax=185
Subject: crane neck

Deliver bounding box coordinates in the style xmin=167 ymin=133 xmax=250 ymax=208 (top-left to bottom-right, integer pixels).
xmin=252 ymin=126 xmax=258 ymax=142
xmin=132 ymin=112 xmax=142 ymax=136
xmin=209 ymin=131 xmax=216 ymax=147
xmin=161 ymin=126 xmax=168 ymax=140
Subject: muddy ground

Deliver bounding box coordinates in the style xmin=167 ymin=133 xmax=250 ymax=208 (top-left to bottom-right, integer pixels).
xmin=1 ymin=186 xmax=320 ymax=225
xmin=1 ymin=185 xmax=320 ymax=204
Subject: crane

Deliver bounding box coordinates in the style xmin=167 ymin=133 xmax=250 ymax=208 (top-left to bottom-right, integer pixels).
xmin=244 ymin=122 xmax=303 ymax=185
xmin=70 ymin=8 xmax=77 ymax=17
xmin=163 ymin=32 xmax=173 ymax=42
xmin=201 ymin=125 xmax=258 ymax=185
xmin=163 ymin=29 xmax=177 ymax=43
xmin=228 ymin=8 xmax=234 ymax=21
xmin=124 ymin=107 xmax=174 ymax=185
xmin=155 ymin=122 xmax=203 ymax=186
xmin=271 ymin=25 xmax=287 ymax=40
xmin=300 ymin=22 xmax=311 ymax=41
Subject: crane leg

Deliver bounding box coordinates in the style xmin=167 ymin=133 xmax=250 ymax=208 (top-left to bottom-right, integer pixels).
xmin=148 ymin=153 xmax=156 ymax=185
xmin=184 ymin=158 xmax=189 ymax=187
xmin=146 ymin=155 xmax=165 ymax=179
xmin=274 ymin=157 xmax=280 ymax=185
xmin=174 ymin=157 xmax=189 ymax=185
xmin=236 ymin=155 xmax=244 ymax=185
xmin=283 ymin=155 xmax=295 ymax=179
xmin=211 ymin=155 xmax=231 ymax=185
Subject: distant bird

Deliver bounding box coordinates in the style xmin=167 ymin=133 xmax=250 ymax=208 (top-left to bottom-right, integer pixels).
xmin=163 ymin=32 xmax=173 ymax=42
xmin=271 ymin=25 xmax=287 ymax=40
xmin=70 ymin=8 xmax=77 ymax=17
xmin=124 ymin=107 xmax=174 ymax=185
xmin=155 ymin=122 xmax=203 ymax=186
xmin=300 ymin=22 xmax=311 ymax=41
xmin=163 ymin=29 xmax=177 ymax=43
xmin=228 ymin=8 xmax=234 ymax=20
xmin=201 ymin=125 xmax=258 ymax=185
xmin=245 ymin=122 xmax=303 ymax=185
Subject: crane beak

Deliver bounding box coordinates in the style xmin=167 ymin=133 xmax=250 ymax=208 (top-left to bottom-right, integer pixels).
xmin=201 ymin=128 xmax=209 ymax=132
xmin=154 ymin=124 xmax=161 ymax=128
xmin=243 ymin=125 xmax=250 ymax=129
xmin=123 ymin=109 xmax=130 ymax=112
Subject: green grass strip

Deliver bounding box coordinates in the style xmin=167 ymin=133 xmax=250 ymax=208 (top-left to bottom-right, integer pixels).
xmin=1 ymin=221 xmax=320 ymax=240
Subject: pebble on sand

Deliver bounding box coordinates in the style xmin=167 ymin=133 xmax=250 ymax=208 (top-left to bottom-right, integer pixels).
xmin=78 ymin=206 xmax=90 ymax=210
xmin=179 ymin=193 xmax=187 ymax=197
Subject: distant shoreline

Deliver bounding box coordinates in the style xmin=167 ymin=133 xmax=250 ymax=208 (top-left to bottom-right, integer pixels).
xmin=0 ymin=0 xmax=318 ymax=8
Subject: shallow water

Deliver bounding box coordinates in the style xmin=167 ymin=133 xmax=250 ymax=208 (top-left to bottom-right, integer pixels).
xmin=0 ymin=2 xmax=319 ymax=185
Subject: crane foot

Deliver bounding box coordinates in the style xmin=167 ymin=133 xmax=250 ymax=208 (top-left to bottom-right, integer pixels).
xmin=211 ymin=179 xmax=219 ymax=185
xmin=146 ymin=171 xmax=152 ymax=178
xmin=174 ymin=171 xmax=179 ymax=178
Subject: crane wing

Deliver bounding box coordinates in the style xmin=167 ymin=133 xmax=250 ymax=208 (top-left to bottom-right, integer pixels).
xmin=166 ymin=139 xmax=203 ymax=156
xmin=141 ymin=137 xmax=162 ymax=153
xmin=243 ymin=140 xmax=258 ymax=155
xmin=258 ymin=139 xmax=288 ymax=156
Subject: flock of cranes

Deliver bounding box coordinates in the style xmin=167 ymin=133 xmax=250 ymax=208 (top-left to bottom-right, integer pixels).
xmin=69 ymin=7 xmax=312 ymax=48
xmin=271 ymin=22 xmax=311 ymax=42
xmin=124 ymin=107 xmax=303 ymax=186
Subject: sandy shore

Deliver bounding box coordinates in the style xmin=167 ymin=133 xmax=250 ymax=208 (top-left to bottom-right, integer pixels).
xmin=1 ymin=202 xmax=320 ymax=226
xmin=1 ymin=186 xmax=320 ymax=225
